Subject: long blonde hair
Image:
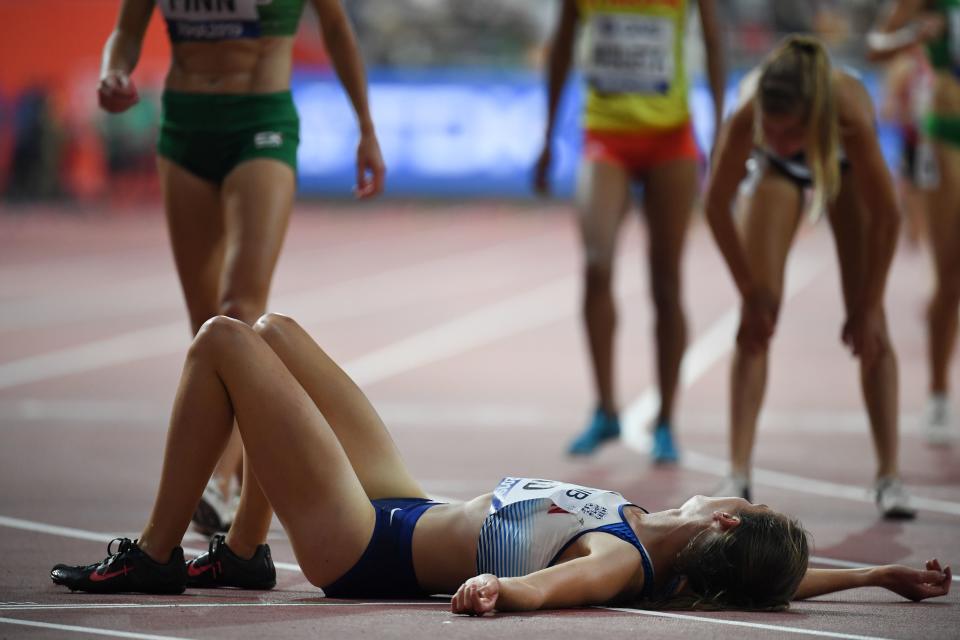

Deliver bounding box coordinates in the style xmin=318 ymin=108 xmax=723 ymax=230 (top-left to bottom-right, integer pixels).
xmin=755 ymin=35 xmax=840 ymax=212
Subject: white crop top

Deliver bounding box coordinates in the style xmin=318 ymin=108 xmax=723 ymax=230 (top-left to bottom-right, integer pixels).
xmin=475 ymin=477 xmax=656 ymax=600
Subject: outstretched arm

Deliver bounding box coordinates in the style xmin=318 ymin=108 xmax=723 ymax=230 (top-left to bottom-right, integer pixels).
xmin=794 ymin=560 xmax=952 ymax=601
xmin=452 ymin=546 xmax=639 ymax=615
xmin=310 ymin=0 xmax=385 ymax=198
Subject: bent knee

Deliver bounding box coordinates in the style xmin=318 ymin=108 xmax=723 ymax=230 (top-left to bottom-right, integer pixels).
xmin=192 ymin=315 xmax=255 ymax=355
xmin=581 ymin=240 xmax=616 ymax=272
xmin=584 ymin=262 xmax=614 ymax=285
xmin=253 ymin=312 xmax=299 ymax=339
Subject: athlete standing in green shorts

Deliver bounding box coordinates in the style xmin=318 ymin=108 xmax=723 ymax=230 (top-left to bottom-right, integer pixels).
xmin=98 ymin=0 xmax=385 ymax=533
xmin=869 ymin=1 xmax=959 ymax=447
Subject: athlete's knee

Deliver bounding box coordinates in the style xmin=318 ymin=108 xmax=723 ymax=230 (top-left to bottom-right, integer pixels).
xmin=192 ymin=315 xmax=254 ymax=357
xmin=583 ymin=262 xmax=614 ymax=289
xmin=582 ymin=242 xmax=616 ymax=273
xmin=649 ymin=270 xmax=682 ymax=314
xmin=188 ymin=310 xmax=218 ymax=336
xmin=253 ymin=312 xmax=299 ymax=342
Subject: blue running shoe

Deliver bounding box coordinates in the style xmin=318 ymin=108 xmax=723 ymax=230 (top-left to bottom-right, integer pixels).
xmin=651 ymin=423 xmax=679 ymax=464
xmin=568 ymin=407 xmax=620 ymax=455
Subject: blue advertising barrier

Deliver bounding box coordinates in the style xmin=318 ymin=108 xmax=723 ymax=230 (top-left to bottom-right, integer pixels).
xmin=293 ymin=68 xmax=900 ymax=198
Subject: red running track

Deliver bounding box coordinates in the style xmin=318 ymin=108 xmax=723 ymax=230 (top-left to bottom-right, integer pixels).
xmin=0 ymin=202 xmax=957 ymax=639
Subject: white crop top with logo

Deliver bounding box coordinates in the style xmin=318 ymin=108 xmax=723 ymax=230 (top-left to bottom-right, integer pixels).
xmin=475 ymin=477 xmax=656 ymax=600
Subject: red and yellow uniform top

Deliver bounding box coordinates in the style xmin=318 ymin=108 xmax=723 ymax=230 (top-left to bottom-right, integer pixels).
xmin=577 ymin=0 xmax=690 ymax=131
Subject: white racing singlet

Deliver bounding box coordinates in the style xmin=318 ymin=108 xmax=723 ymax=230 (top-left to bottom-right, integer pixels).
xmin=475 ymin=477 xmax=656 ymax=599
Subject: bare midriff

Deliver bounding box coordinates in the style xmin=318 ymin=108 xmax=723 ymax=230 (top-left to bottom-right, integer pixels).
xmin=410 ymin=494 xmax=648 ymax=596
xmin=410 ymin=493 xmax=493 ymax=594
xmin=165 ymin=37 xmax=295 ymax=94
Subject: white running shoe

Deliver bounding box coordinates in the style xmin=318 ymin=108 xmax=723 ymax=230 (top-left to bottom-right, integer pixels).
xmin=712 ymin=474 xmax=752 ymax=502
xmin=875 ymin=476 xmax=916 ymax=520
xmin=192 ymin=479 xmax=237 ymax=535
xmin=924 ymin=394 xmax=954 ymax=447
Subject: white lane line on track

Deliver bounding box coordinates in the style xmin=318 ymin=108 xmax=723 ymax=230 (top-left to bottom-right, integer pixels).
xmin=4 ymin=512 xmax=958 ymax=583
xmin=346 ymin=275 xmax=575 ymax=385
xmin=3 ymin=398 xmax=945 ymax=444
xmin=621 ymin=250 xmax=826 ymax=452
xmin=681 ymin=450 xmax=960 ymax=516
xmin=809 ymin=556 xmax=873 ymax=569
xmin=0 ymin=602 xmax=448 ymax=611
xmin=0 ymin=605 xmax=894 ymax=640
xmin=600 ymin=608 xmax=893 ymax=640
xmin=0 ymin=230 xmax=593 ymax=390
xmin=0 ymin=617 xmax=192 ymax=640
xmin=0 ymin=516 xmax=301 ymax=574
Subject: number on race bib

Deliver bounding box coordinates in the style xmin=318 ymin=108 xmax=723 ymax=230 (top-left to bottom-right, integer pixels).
xmin=584 ymin=14 xmax=676 ymax=95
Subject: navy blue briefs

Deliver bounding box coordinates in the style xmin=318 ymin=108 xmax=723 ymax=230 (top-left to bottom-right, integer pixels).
xmin=322 ymin=497 xmax=442 ymax=599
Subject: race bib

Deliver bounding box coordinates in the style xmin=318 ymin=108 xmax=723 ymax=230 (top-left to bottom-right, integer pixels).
xmin=161 ymin=0 xmax=265 ymax=41
xmin=584 ymin=14 xmax=676 ymax=95
xmin=490 ymin=477 xmax=623 ymax=518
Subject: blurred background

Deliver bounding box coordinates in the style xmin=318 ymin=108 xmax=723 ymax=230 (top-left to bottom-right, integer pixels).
xmin=0 ymin=0 xmax=896 ymax=205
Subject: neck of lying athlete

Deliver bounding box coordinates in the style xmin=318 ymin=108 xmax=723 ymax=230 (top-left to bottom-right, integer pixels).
xmin=624 ymin=506 xmax=698 ymax=595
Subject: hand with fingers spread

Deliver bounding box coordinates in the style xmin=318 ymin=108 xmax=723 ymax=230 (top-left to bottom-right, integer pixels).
xmin=98 ymin=71 xmax=139 ymax=113
xmin=451 ymin=573 xmax=500 ymax=616
xmin=533 ymin=145 xmax=552 ymax=196
xmin=878 ymin=559 xmax=952 ymax=601
xmin=354 ymin=132 xmax=385 ymax=199
xmin=738 ymin=287 xmax=778 ymax=354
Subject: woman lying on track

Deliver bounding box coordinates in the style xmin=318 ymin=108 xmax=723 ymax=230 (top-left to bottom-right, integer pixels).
xmin=50 ymin=314 xmax=951 ymax=613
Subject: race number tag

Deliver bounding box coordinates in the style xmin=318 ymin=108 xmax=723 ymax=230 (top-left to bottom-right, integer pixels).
xmin=490 ymin=477 xmax=616 ymax=517
xmin=584 ymin=14 xmax=675 ymax=95
xmin=161 ymin=0 xmax=262 ymax=41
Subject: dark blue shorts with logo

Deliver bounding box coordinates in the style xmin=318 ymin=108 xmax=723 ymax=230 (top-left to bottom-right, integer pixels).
xmin=322 ymin=497 xmax=443 ymax=599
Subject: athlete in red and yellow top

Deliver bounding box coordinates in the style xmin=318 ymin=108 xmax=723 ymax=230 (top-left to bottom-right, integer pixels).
xmin=534 ymin=0 xmax=725 ymax=462
xmin=580 ymin=0 xmax=696 ymax=132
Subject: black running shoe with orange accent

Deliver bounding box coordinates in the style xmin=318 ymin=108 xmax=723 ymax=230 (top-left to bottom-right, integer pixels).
xmin=186 ymin=534 xmax=276 ymax=590
xmin=50 ymin=538 xmax=186 ymax=594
